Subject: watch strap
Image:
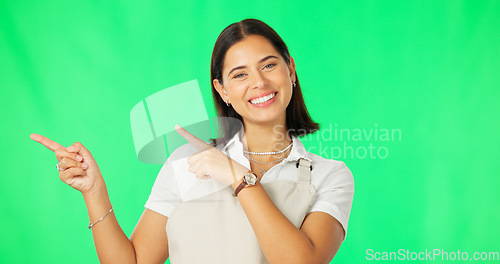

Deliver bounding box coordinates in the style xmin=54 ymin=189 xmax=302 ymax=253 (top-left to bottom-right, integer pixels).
xmin=232 ymin=171 xmax=257 ymax=197
xmin=232 ymin=181 xmax=247 ymax=197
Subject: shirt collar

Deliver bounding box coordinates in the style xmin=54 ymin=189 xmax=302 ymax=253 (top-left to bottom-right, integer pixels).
xmin=221 ymin=127 xmax=310 ymax=163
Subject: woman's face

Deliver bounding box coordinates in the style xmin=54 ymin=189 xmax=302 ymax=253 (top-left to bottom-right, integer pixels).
xmin=213 ymin=34 xmax=296 ymax=127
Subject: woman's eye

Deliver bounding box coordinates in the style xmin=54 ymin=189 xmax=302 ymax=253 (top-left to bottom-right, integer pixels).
xmin=233 ymin=73 xmax=246 ymax=79
xmin=264 ymin=63 xmax=276 ymax=69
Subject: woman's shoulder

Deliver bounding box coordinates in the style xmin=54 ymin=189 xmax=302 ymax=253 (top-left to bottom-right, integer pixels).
xmin=307 ymin=152 xmax=351 ymax=173
xmin=304 ymin=152 xmax=354 ymax=190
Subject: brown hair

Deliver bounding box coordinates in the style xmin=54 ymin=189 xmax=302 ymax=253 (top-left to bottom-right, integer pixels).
xmin=210 ymin=18 xmax=319 ymax=147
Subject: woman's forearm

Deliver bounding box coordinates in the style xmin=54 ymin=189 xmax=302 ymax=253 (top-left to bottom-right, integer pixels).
xmin=83 ymin=180 xmax=136 ymax=264
xmin=231 ymin=178 xmax=315 ymax=264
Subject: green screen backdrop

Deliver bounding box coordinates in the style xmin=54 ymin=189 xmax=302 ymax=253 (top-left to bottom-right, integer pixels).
xmin=1 ymin=0 xmax=499 ymax=263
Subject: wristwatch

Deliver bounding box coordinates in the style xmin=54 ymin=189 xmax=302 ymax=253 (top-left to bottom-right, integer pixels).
xmin=232 ymin=171 xmax=258 ymax=197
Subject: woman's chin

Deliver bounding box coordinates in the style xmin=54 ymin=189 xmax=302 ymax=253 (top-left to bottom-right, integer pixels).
xmin=243 ymin=113 xmax=285 ymax=126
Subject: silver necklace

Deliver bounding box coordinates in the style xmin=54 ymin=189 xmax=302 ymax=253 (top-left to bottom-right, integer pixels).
xmin=244 ymin=147 xmax=290 ymax=176
xmin=243 ymin=141 xmax=293 ymax=156
xmin=248 ymin=155 xmax=287 ymax=165
xmin=247 ymin=158 xmax=267 ymax=176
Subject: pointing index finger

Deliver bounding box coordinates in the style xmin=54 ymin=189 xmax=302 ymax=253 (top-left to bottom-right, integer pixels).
xmin=30 ymin=133 xmax=64 ymax=152
xmin=175 ymin=124 xmax=212 ymax=151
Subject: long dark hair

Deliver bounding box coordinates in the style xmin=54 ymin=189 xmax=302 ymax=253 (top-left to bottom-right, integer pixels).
xmin=210 ymin=18 xmax=319 ymax=147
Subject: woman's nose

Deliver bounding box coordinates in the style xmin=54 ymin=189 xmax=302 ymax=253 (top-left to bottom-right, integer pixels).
xmin=250 ymin=71 xmax=267 ymax=89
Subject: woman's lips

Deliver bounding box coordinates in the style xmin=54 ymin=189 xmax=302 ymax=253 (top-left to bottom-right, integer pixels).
xmin=248 ymin=92 xmax=278 ymax=107
xmin=248 ymin=91 xmax=277 ymax=102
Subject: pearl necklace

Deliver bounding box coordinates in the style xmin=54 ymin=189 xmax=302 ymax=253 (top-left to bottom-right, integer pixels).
xmin=243 ymin=141 xmax=293 ymax=156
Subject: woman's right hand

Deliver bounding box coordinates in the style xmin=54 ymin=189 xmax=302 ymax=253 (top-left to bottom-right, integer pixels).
xmin=30 ymin=134 xmax=104 ymax=195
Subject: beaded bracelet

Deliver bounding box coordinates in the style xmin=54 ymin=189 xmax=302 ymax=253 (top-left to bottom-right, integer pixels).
xmin=88 ymin=205 xmax=113 ymax=229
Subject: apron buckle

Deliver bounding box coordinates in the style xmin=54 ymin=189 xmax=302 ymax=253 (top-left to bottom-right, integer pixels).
xmin=296 ymin=158 xmax=313 ymax=171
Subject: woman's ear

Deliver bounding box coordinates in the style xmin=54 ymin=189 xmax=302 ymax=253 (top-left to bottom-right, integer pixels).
xmin=289 ymin=56 xmax=296 ymax=83
xmin=213 ymin=79 xmax=228 ymax=101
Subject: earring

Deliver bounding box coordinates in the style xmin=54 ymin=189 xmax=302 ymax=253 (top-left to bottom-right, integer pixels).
xmin=293 ymin=82 xmax=296 ymax=88
xmin=225 ymin=100 xmax=230 ymax=106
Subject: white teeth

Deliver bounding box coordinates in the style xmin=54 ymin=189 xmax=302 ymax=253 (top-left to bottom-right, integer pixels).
xmin=250 ymin=92 xmax=275 ymax=105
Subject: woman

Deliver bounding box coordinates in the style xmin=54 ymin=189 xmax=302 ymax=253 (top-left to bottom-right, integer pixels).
xmin=31 ymin=18 xmax=354 ymax=264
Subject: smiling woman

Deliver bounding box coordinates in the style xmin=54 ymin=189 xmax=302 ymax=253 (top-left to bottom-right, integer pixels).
xmin=144 ymin=19 xmax=354 ymax=264
xmin=30 ymin=18 xmax=354 ymax=264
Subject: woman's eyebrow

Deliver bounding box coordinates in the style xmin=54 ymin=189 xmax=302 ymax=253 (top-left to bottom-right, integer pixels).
xmin=227 ymin=55 xmax=279 ymax=77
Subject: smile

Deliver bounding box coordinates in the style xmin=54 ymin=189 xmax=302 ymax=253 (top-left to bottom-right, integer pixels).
xmin=249 ymin=92 xmax=277 ymax=105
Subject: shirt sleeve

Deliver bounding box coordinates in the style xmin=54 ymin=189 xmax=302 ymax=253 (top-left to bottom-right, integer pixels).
xmin=307 ymin=160 xmax=354 ymax=240
xmin=144 ymin=153 xmax=182 ymax=218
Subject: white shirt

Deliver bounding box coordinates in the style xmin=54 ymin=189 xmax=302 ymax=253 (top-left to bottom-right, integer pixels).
xmin=145 ymin=129 xmax=355 ymax=236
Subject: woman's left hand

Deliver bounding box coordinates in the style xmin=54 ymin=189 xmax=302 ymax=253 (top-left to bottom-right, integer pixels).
xmin=175 ymin=124 xmax=249 ymax=186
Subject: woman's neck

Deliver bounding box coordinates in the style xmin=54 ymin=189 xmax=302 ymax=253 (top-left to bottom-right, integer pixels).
xmin=241 ymin=121 xmax=292 ymax=154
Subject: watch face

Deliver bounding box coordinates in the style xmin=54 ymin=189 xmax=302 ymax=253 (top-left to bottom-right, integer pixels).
xmin=244 ymin=173 xmax=257 ymax=185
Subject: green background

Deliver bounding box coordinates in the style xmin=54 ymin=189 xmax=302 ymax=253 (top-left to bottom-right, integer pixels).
xmin=1 ymin=0 xmax=499 ymax=263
